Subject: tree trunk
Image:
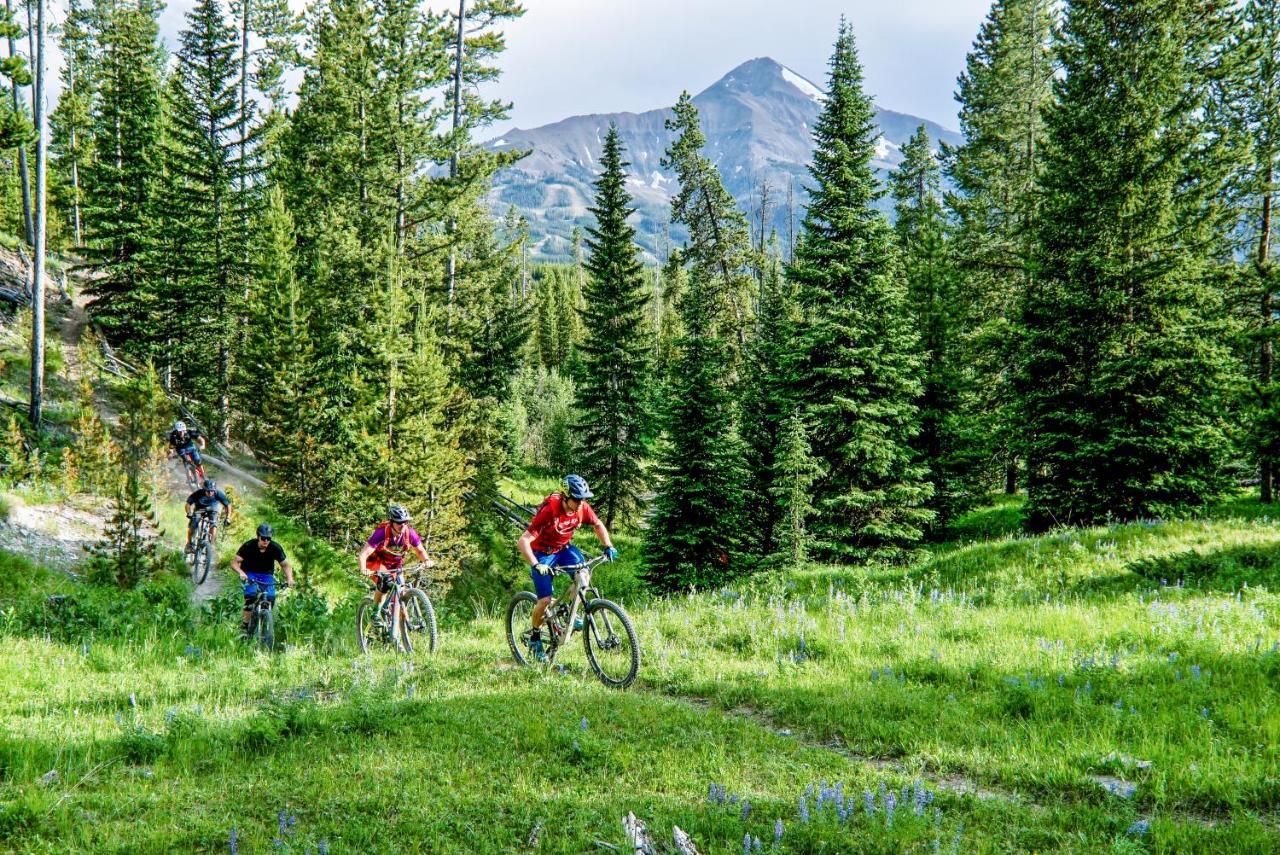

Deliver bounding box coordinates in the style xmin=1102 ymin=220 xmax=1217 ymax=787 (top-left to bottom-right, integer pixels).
xmin=1259 ymin=161 xmax=1274 ymax=503
xmin=68 ymin=51 xmax=80 ymax=246
xmin=1004 ymin=462 xmax=1017 ymax=495
xmin=28 ymin=0 xmax=44 ymax=429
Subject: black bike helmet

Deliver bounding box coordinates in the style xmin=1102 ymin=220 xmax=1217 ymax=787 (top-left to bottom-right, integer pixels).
xmin=202 ymin=478 xmax=217 ymax=491
xmin=387 ymin=504 xmax=411 ymax=524
xmin=257 ymin=523 xmax=274 ymax=540
xmin=564 ymin=474 xmax=593 ymax=499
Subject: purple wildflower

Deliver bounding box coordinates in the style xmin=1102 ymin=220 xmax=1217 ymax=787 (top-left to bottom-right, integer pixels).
xmin=885 ymin=792 xmax=897 ymax=827
xmin=864 ymin=790 xmax=875 ymax=815
xmin=799 ymin=796 xmax=809 ymax=822
xmin=1126 ymin=820 xmax=1150 ymax=837
xmin=740 ymin=799 xmax=750 ymax=821
xmin=580 ymin=717 xmax=588 ymax=731
xmin=318 ymin=843 xmax=329 ymax=855
xmin=774 ymin=819 xmax=784 ymax=842
xmin=279 ymin=810 xmax=288 ymax=836
xmin=229 ymin=828 xmax=238 ymax=855
xmin=754 ymin=837 xmax=763 ymax=853
xmin=743 ymin=833 xmax=752 ymax=855
xmin=1191 ymin=665 xmax=1202 ymax=679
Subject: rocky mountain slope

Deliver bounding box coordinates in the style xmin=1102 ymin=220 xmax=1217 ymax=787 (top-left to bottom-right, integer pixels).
xmin=486 ymin=57 xmax=961 ymax=262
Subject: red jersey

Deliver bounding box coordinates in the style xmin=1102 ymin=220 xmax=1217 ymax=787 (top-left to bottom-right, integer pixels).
xmin=527 ymin=493 xmax=599 ymax=554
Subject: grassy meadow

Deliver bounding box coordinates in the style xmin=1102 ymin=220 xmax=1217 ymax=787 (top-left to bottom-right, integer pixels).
xmin=1 ymin=494 xmax=1278 ymax=852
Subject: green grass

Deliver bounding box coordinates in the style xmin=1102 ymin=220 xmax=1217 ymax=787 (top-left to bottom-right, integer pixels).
xmin=2 ymin=495 xmax=1279 ymax=852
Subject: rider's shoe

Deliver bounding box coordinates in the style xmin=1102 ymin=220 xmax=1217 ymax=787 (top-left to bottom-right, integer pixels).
xmin=529 ymin=635 xmax=549 ymax=664
xmin=573 ymin=617 xmax=584 ymax=631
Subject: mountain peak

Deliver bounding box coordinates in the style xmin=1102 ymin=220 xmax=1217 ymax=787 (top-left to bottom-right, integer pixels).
xmin=700 ymin=56 xmax=825 ymax=104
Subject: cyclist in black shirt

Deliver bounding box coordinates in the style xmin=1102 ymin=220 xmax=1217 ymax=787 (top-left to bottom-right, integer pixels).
xmin=232 ymin=523 xmax=294 ymax=637
xmin=185 ymin=479 xmax=231 ymax=554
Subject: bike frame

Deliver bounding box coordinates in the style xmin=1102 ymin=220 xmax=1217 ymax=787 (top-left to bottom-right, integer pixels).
xmin=544 ymin=555 xmax=608 ymax=653
xmin=372 ymin=569 xmax=407 ymax=640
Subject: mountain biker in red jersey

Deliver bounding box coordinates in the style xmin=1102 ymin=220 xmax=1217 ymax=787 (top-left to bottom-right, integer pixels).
xmin=516 ymin=474 xmax=618 ymax=661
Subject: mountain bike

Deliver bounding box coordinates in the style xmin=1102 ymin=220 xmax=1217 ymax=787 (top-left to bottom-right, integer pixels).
xmin=187 ymin=510 xmax=219 ymax=585
xmin=176 ymin=448 xmax=204 ymax=489
xmin=506 ymin=554 xmax=640 ymax=688
xmin=244 ymin=580 xmax=287 ymax=651
xmin=356 ymin=567 xmax=437 ymax=656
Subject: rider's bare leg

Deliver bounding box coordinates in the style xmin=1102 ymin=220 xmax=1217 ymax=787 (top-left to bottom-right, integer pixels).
xmin=532 ymin=596 xmax=552 ymax=628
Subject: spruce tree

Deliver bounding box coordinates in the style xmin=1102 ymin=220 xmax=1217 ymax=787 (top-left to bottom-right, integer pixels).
xmin=790 ymin=21 xmax=931 ymax=560
xmin=892 ymin=125 xmax=979 ymax=527
xmin=768 ymin=409 xmax=821 ymax=570
xmin=82 ymin=0 xmax=164 ymax=355
xmin=944 ymin=0 xmax=1055 ymax=493
xmin=1022 ymin=0 xmax=1239 ymax=528
xmin=50 ymin=0 xmax=94 ymax=247
xmin=578 ymin=126 xmax=651 ymax=526
xmin=642 ymin=264 xmax=750 ymax=591
xmin=1233 ymin=0 xmax=1280 ymax=502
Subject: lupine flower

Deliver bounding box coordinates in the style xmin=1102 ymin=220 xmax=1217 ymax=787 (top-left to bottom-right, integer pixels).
xmin=1191 ymin=665 xmax=1201 ymax=679
xmin=1126 ymin=820 xmax=1150 ymax=837
xmin=753 ymin=837 xmax=763 ymax=853
xmin=407 ymin=685 xmax=415 ymax=699
xmin=1201 ymin=707 xmax=1210 ymax=719
xmin=740 ymin=799 xmax=750 ymax=821
xmin=278 ymin=811 xmax=288 ymax=836
xmin=774 ymin=819 xmax=784 ymax=841
xmin=743 ymin=833 xmax=752 ymax=855
xmin=129 ymin=693 xmax=138 ymax=709
xmin=318 ymin=843 xmax=329 ymax=855
xmin=798 ymin=796 xmax=809 ymax=822
xmin=166 ymin=708 xmax=176 ymax=725
xmin=229 ymin=828 xmax=238 ymax=855
xmin=864 ymin=790 xmax=875 ymax=815
xmin=885 ymin=792 xmax=896 ymax=827
xmin=580 ymin=717 xmax=588 ymax=731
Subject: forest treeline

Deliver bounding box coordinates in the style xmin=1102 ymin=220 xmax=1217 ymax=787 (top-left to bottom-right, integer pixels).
xmin=0 ymin=0 xmax=1277 ymax=593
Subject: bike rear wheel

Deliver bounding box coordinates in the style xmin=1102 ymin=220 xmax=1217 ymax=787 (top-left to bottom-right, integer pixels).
xmin=583 ymin=599 xmax=640 ymax=689
xmin=401 ymin=588 xmax=437 ymax=655
xmin=505 ymin=591 xmax=541 ymax=666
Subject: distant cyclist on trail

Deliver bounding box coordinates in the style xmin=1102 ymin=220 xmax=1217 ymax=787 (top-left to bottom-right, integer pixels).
xmin=185 ymin=479 xmax=231 ymax=555
xmin=232 ymin=523 xmax=294 ymax=637
xmin=167 ymin=420 xmax=206 ymax=480
xmin=517 ymin=474 xmax=618 ymax=662
xmin=357 ymin=504 xmax=432 ymax=617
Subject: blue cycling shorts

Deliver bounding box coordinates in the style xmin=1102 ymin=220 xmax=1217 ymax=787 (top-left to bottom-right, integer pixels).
xmin=530 ymin=544 xmax=585 ymax=599
xmin=243 ymin=575 xmax=276 ymax=605
xmin=179 ymin=444 xmax=203 ymax=465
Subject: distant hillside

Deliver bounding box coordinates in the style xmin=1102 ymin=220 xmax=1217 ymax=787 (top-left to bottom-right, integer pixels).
xmin=485 ymin=57 xmax=962 ymax=262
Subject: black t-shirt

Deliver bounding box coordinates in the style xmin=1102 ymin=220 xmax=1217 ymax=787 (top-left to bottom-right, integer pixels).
xmin=236 ymin=539 xmax=286 ymax=576
xmin=169 ymin=428 xmax=202 ymax=449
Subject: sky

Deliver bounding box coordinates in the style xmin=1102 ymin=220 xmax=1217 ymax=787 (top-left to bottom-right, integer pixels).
xmin=39 ymin=0 xmax=995 ymax=133
xmin=480 ymin=0 xmax=996 ymax=133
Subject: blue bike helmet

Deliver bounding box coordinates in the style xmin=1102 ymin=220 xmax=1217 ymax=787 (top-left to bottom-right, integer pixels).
xmin=257 ymin=523 xmax=274 ymax=540
xmin=564 ymin=474 xmax=593 ymax=499
xmin=387 ymin=504 xmax=411 ymax=524
xmin=202 ymin=478 xmax=217 ymax=491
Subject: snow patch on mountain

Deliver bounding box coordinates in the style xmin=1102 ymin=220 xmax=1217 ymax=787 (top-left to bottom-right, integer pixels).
xmin=781 ymin=66 xmax=825 ymax=103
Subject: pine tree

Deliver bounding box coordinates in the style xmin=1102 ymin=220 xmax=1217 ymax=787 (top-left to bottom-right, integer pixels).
xmin=944 ymin=0 xmax=1055 ymax=493
xmin=578 ymin=126 xmax=651 ymax=526
xmin=662 ymin=92 xmax=754 ymax=363
xmin=790 ymin=21 xmax=932 ymax=560
xmin=50 ymin=0 xmax=95 ymax=247
xmin=768 ymin=410 xmax=822 ymax=570
xmin=892 ymin=125 xmax=979 ymax=527
xmin=1022 ymin=0 xmax=1239 ymax=529
xmin=82 ymin=0 xmax=164 ymax=355
xmin=1233 ymin=0 xmax=1280 ymax=502
xmin=740 ymin=240 xmax=800 ymax=556
xmin=642 ymin=265 xmax=750 ymax=591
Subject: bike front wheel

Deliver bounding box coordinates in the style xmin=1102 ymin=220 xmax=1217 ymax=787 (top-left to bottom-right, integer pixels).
xmin=505 ymin=591 xmax=540 ymax=667
xmin=193 ymin=539 xmax=211 ymax=585
xmin=256 ymin=605 xmax=274 ymax=651
xmin=401 ymin=588 xmax=437 ymax=655
xmin=356 ymin=597 xmax=405 ymax=654
xmin=583 ymin=599 xmax=640 ymax=689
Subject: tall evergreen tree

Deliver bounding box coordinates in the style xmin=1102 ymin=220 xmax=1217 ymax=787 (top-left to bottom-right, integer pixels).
xmin=50 ymin=0 xmax=95 ymax=247
xmin=790 ymin=21 xmax=931 ymax=560
xmin=1233 ymin=0 xmax=1280 ymax=502
xmin=1022 ymin=0 xmax=1239 ymax=529
xmin=82 ymin=0 xmax=164 ymax=356
xmin=944 ymin=0 xmax=1055 ymax=493
xmin=578 ymin=125 xmax=651 ymax=526
xmin=642 ymin=263 xmax=749 ymax=591
xmin=892 ymin=125 xmax=979 ymax=527
xmin=768 ymin=409 xmax=822 ymax=570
